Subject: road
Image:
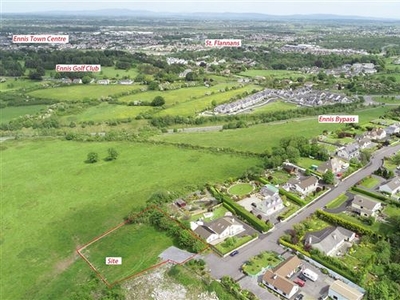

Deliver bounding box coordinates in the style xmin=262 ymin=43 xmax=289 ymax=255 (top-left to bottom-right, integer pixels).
xmin=205 ymin=143 xmax=400 ymax=280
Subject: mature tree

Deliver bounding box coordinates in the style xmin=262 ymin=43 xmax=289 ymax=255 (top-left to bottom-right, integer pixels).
xmin=106 ymin=148 xmax=118 ymax=161
xmin=82 ymin=75 xmax=91 ymax=84
xmin=322 ymin=170 xmax=335 ymax=184
xmin=151 ymin=96 xmax=165 ymax=107
xmin=148 ymin=81 xmax=159 ymax=90
xmin=376 ymin=240 xmax=391 ymax=264
xmin=86 ymin=152 xmax=99 ymax=163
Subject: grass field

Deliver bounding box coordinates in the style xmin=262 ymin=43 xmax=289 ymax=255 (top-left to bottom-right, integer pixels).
xmin=156 ymin=84 xmax=261 ymax=116
xmin=0 ymin=105 xmax=47 ymax=123
xmin=28 ymin=85 xmax=144 ymax=101
xmin=2 ymin=139 xmax=262 ymax=300
xmin=242 ymin=251 xmax=282 ymax=276
xmin=97 ymin=66 xmax=139 ymax=79
xmin=373 ymin=96 xmax=400 ymax=104
xmin=239 ymin=69 xmax=304 ymax=79
xmin=60 ymin=103 xmax=153 ymax=123
xmin=0 ymin=78 xmax=47 ymax=92
xmin=151 ymin=106 xmax=393 ymax=153
xmin=360 ymin=176 xmax=380 ymax=189
xmin=247 ymin=101 xmax=297 ymax=114
xmin=228 ymin=183 xmax=254 ymax=196
xmin=297 ymin=157 xmax=324 ymax=169
xmin=118 ymin=83 xmax=241 ymax=105
xmin=326 ymin=193 xmax=348 ymax=209
xmin=81 ymin=223 xmax=174 ymax=283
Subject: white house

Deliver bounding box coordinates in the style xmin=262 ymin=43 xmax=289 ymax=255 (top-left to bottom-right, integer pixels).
xmin=385 ymin=124 xmax=400 ymax=135
xmin=286 ymin=176 xmax=319 ymax=196
xmin=252 ymin=184 xmax=285 ymax=216
xmin=336 ymin=143 xmax=360 ymax=161
xmin=328 ymin=280 xmax=364 ymax=300
xmin=191 ymin=216 xmax=244 ymax=244
xmin=97 ymin=79 xmax=110 ymax=85
xmin=317 ymin=157 xmax=345 ymax=174
xmin=379 ymin=177 xmax=400 ymax=196
xmin=118 ymin=79 xmax=133 ymax=85
xmin=262 ymin=256 xmax=301 ymax=299
xmin=351 ymin=195 xmax=382 ymax=217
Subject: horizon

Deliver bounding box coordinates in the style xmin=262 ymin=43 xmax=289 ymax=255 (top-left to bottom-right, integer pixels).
xmin=2 ymin=1 xmax=400 ymax=20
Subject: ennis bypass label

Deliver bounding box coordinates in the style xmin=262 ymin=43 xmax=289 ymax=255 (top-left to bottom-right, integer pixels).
xmin=318 ymin=115 xmax=359 ymax=123
xmin=12 ymin=35 xmax=69 ymax=43
xmin=56 ymin=64 xmax=101 ymax=72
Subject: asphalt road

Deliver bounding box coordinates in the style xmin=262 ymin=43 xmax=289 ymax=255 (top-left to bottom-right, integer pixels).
xmin=205 ymin=143 xmax=400 ymax=280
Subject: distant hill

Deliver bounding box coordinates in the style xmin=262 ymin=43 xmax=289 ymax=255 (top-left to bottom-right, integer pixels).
xmin=5 ymin=10 xmax=400 ymax=21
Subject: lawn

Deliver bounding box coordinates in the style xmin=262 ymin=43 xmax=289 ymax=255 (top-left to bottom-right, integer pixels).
xmin=242 ymin=251 xmax=283 ymax=276
xmin=0 ymin=105 xmax=47 ymax=123
xmin=383 ymin=158 xmax=397 ymax=171
xmin=337 ymin=212 xmax=395 ymax=235
xmin=267 ymin=170 xmax=293 ymax=185
xmin=28 ymin=85 xmax=143 ymax=101
xmin=80 ymin=223 xmax=174 ymax=284
xmin=228 ymin=183 xmax=254 ymax=196
xmin=214 ymin=235 xmax=255 ymax=254
xmin=97 ymin=66 xmax=139 ymax=80
xmin=0 ymin=77 xmax=47 ymax=92
xmin=151 ymin=106 xmax=392 ymax=153
xmin=190 ymin=206 xmax=229 ymax=222
xmin=1 ymin=139 xmax=262 ymax=300
xmin=60 ymin=103 xmax=153 ymax=123
xmin=297 ymin=156 xmax=324 ymax=170
xmin=360 ymin=176 xmax=380 ymax=189
xmin=373 ymin=96 xmax=400 ymax=104
xmin=326 ymin=193 xmax=348 ymax=209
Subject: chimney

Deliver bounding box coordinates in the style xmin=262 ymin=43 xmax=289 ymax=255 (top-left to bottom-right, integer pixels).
xmin=273 ymin=274 xmax=277 ymax=280
xmin=309 ymin=236 xmax=312 ymax=244
xmin=332 ymin=234 xmax=337 ymax=240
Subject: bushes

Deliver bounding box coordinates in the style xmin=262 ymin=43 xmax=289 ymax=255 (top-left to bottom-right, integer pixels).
xmin=351 ymin=186 xmax=388 ymax=201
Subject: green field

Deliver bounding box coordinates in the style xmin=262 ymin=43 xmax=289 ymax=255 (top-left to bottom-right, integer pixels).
xmin=97 ymin=66 xmax=139 ymax=79
xmin=228 ymin=183 xmax=254 ymax=196
xmin=28 ymin=85 xmax=144 ymax=101
xmin=239 ymin=69 xmax=304 ymax=79
xmin=373 ymin=96 xmax=400 ymax=104
xmin=151 ymin=106 xmax=393 ymax=153
xmin=157 ymin=85 xmax=261 ymax=116
xmin=0 ymin=105 xmax=47 ymax=123
xmin=0 ymin=78 xmax=47 ymax=92
xmin=2 ymin=139 xmax=261 ymax=300
xmin=81 ymin=223 xmax=174 ymax=283
xmin=297 ymin=156 xmax=324 ymax=170
xmin=247 ymin=101 xmax=297 ymax=114
xmin=60 ymin=103 xmax=153 ymax=123
xmin=326 ymin=193 xmax=348 ymax=209
xmin=118 ymin=83 xmax=240 ymax=105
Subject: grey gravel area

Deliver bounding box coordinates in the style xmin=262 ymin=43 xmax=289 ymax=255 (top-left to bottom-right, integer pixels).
xmin=159 ymin=246 xmax=198 ymax=263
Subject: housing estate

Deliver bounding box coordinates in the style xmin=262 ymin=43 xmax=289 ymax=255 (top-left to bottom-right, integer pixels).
xmin=262 ymin=256 xmax=302 ymax=299
xmin=379 ymin=177 xmax=400 ymax=196
xmin=252 ymin=184 xmax=285 ymax=216
xmin=351 ymin=195 xmax=382 ymax=217
xmin=190 ymin=216 xmax=244 ymax=244
xmin=304 ymin=226 xmax=356 ymax=256
xmin=328 ymin=280 xmax=364 ymax=300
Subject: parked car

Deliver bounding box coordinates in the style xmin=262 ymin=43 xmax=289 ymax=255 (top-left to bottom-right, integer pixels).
xmin=298 ymin=274 xmax=307 ymax=281
xmin=294 ymin=278 xmax=305 ymax=287
xmin=230 ymin=250 xmax=239 ymax=257
xmin=295 ymin=294 xmax=304 ymax=300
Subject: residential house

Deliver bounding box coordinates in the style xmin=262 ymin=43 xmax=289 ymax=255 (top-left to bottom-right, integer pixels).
xmin=379 ymin=177 xmax=400 ymax=196
xmin=351 ymin=195 xmax=382 ymax=217
xmin=72 ymin=78 xmax=82 ymax=84
xmin=118 ymin=79 xmax=133 ymax=85
xmin=358 ymin=138 xmax=372 ymax=150
xmin=304 ymin=226 xmax=356 ymax=256
xmin=328 ymin=280 xmax=364 ymax=300
xmin=282 ymin=162 xmax=297 ymax=175
xmin=262 ymin=256 xmax=301 ymax=299
xmin=61 ymin=78 xmax=72 ymax=84
xmin=252 ymin=184 xmax=285 ymax=216
xmin=191 ymin=216 xmax=244 ymax=244
xmin=336 ymin=143 xmax=360 ymax=161
xmin=175 ymin=199 xmax=187 ymax=208
xmin=97 ymin=79 xmax=110 ymax=85
xmin=286 ymin=176 xmax=319 ymax=196
xmin=385 ymin=124 xmax=400 ymax=136
xmin=366 ymin=128 xmax=387 ymax=140
xmin=317 ymin=157 xmax=344 ymax=174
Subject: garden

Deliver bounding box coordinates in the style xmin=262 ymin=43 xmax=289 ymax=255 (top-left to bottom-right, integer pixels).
xmin=214 ymin=234 xmax=258 ymax=255
xmin=228 ymin=182 xmax=254 ymax=196
xmin=242 ymin=251 xmax=283 ymax=276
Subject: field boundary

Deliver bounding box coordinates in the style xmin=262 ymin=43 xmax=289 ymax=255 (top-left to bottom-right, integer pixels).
xmin=76 ymin=205 xmax=209 ymax=288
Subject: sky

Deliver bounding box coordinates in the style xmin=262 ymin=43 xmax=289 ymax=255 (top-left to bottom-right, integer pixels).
xmin=1 ymin=0 xmax=400 ymax=19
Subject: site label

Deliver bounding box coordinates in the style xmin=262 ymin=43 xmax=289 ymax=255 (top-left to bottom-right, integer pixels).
xmin=55 ymin=64 xmax=101 ymax=72
xmin=318 ymin=115 xmax=359 ymax=123
xmin=12 ymin=35 xmax=69 ymax=44
xmin=105 ymin=257 xmax=122 ymax=265
xmin=205 ymin=39 xmax=241 ymax=47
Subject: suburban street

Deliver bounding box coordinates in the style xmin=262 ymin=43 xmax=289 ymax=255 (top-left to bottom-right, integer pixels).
xmin=205 ymin=143 xmax=400 ymax=281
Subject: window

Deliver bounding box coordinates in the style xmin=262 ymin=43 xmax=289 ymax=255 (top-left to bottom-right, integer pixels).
xmin=333 ymin=296 xmax=338 ymax=300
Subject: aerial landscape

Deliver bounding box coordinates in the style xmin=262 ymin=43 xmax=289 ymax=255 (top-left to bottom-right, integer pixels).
xmin=2 ymin=1 xmax=400 ymax=299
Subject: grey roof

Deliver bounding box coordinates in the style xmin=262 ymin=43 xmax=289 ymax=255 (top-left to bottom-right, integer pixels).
xmin=305 ymin=226 xmax=354 ymax=254
xmin=260 ymin=184 xmax=279 ymax=197
xmin=194 ymin=225 xmax=215 ymax=239
xmin=207 ymin=217 xmax=234 ymax=235
xmin=298 ymin=176 xmax=318 ymax=189
xmin=344 ymin=143 xmax=359 ymax=154
xmin=383 ymin=177 xmax=400 ymax=191
xmin=352 ymin=195 xmax=381 ymax=210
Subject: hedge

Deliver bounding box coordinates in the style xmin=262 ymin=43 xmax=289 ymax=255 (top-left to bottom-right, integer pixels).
xmin=257 ymin=177 xmax=270 ymax=185
xmin=210 ymin=186 xmax=272 ymax=232
xmin=315 ymin=209 xmax=383 ymax=237
xmin=279 ymin=238 xmax=310 ymax=256
xmin=279 ymin=188 xmax=307 ymax=207
xmin=351 ymin=186 xmax=388 ymax=201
